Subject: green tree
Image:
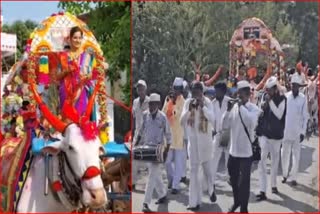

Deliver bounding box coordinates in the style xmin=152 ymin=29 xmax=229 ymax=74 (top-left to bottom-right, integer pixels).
xmin=2 ymin=20 xmax=38 ymax=72
xmin=283 ymin=2 xmax=318 ymax=67
xmin=133 ymin=2 xmax=317 ymax=100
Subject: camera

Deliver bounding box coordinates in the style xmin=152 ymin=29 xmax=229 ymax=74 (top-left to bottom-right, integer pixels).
xmin=228 ymin=98 xmax=240 ymax=105
xmin=191 ymin=99 xmax=198 ymax=108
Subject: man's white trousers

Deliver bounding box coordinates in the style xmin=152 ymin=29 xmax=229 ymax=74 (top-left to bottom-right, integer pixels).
xmin=143 ymin=162 xmax=167 ymax=205
xmin=258 ymin=136 xmax=282 ymax=192
xmin=189 ymin=160 xmax=214 ymax=207
xmin=211 ymin=139 xmax=229 ymax=184
xmin=165 ymin=149 xmax=184 ymax=189
xmin=281 ymin=138 xmax=301 ymax=181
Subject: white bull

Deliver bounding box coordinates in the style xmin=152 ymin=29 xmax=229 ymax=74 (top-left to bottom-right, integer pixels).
xmin=16 ymin=83 xmax=108 ymax=212
xmin=17 ymin=125 xmax=107 ymax=212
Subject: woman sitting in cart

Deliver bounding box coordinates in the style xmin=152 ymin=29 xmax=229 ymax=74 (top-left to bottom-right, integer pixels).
xmin=55 ymin=26 xmax=98 ymax=120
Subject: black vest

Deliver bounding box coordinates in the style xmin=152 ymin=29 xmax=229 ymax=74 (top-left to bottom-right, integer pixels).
xmin=260 ymin=95 xmax=287 ymax=140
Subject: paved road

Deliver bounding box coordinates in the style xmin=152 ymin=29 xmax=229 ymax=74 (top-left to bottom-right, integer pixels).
xmin=132 ymin=136 xmax=319 ymax=212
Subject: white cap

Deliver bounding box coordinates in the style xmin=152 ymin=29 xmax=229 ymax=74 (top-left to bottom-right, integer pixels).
xmin=237 ymin=80 xmax=251 ymax=89
xmin=136 ymin=79 xmax=147 ymax=88
xmin=291 ymin=73 xmax=303 ymax=85
xmin=173 ymin=77 xmax=183 ymax=87
xmin=149 ymin=93 xmax=161 ymax=102
xmin=265 ymin=76 xmax=278 ymax=89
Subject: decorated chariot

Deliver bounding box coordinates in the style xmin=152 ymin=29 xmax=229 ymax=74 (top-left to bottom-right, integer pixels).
xmin=228 ymin=17 xmax=286 ymax=91
xmin=1 ymin=12 xmax=131 ymax=212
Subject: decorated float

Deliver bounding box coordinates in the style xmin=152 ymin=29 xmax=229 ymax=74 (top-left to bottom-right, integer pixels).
xmin=228 ymin=17 xmax=286 ymax=91
xmin=190 ymin=17 xmax=286 ymax=97
xmin=1 ymin=12 xmax=130 ymax=212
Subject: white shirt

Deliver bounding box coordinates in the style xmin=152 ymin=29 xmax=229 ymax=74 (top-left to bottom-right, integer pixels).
xmin=212 ymin=96 xmax=231 ymax=132
xmin=284 ymin=92 xmax=309 ymax=140
xmin=222 ymin=102 xmax=261 ymax=158
xmin=133 ymin=96 xmax=150 ymax=143
xmin=180 ymin=97 xmax=215 ymax=163
xmin=138 ymin=110 xmax=172 ymax=145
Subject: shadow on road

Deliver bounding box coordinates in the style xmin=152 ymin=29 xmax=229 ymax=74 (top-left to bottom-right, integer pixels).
xmin=216 ymin=189 xmax=233 ymax=198
xmin=298 ymin=145 xmax=315 ymax=174
xmin=157 ymin=189 xmax=224 ymax=212
xmin=168 ymin=190 xmax=189 ymax=207
xmin=290 ymin=182 xmax=318 ymax=197
xmin=268 ymin=143 xmax=315 ymax=176
xmin=133 ymin=189 xmax=145 ymax=194
xmin=267 ymin=192 xmax=318 ymax=212
xmin=156 ymin=200 xmax=169 ymax=213
xmin=198 ymin=203 xmax=223 ymax=212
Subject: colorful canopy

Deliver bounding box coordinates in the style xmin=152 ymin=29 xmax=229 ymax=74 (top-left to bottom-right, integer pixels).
xmin=229 ymin=17 xmax=286 ymax=87
xmin=28 ymin=12 xmax=103 ymax=56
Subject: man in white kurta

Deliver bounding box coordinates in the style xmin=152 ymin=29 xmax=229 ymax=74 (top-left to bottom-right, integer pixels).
xmin=162 ymin=77 xmax=185 ymax=194
xmin=180 ymin=81 xmax=216 ymax=211
xmin=281 ymin=74 xmax=309 ymax=186
xmin=132 ymin=80 xmax=149 ymax=189
xmin=211 ymin=82 xmax=231 ymax=186
xmin=201 ymin=87 xmax=216 ymax=192
xmin=222 ymin=80 xmax=261 ymax=213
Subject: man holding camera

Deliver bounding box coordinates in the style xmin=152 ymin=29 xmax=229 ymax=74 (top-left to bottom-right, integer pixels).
xmin=256 ymin=76 xmax=287 ymax=201
xmin=222 ymin=80 xmax=261 ymax=213
xmin=180 ymin=81 xmax=216 ymax=211
xmin=135 ymin=93 xmax=172 ymax=212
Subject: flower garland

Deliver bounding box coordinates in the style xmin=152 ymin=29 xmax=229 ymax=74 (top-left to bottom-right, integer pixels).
xmin=95 ymin=54 xmax=108 ymax=125
xmin=27 ymin=52 xmax=38 ymax=107
xmin=27 ymin=51 xmax=108 ymax=127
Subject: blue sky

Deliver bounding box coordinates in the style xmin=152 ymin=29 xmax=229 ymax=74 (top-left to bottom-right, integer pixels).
xmin=1 ymin=1 xmax=61 ymax=24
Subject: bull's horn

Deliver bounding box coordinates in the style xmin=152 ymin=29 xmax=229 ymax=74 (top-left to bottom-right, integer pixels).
xmin=84 ymin=81 xmax=101 ymax=119
xmin=30 ymin=84 xmax=67 ymax=133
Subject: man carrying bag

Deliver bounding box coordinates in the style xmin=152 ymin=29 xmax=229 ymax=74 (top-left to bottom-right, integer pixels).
xmin=222 ymin=80 xmax=261 ymax=213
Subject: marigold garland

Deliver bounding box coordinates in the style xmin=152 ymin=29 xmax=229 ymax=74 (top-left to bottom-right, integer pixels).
xmin=27 ymin=51 xmax=108 ymax=127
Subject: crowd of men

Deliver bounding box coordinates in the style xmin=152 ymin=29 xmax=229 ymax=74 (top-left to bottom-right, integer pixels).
xmin=132 ymin=67 xmax=316 ymax=213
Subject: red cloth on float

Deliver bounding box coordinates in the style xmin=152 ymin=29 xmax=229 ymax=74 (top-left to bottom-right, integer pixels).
xmin=247 ymin=67 xmax=257 ymax=80
xmin=124 ymin=131 xmax=132 ymax=143
xmin=0 ymin=132 xmax=4 ymax=143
